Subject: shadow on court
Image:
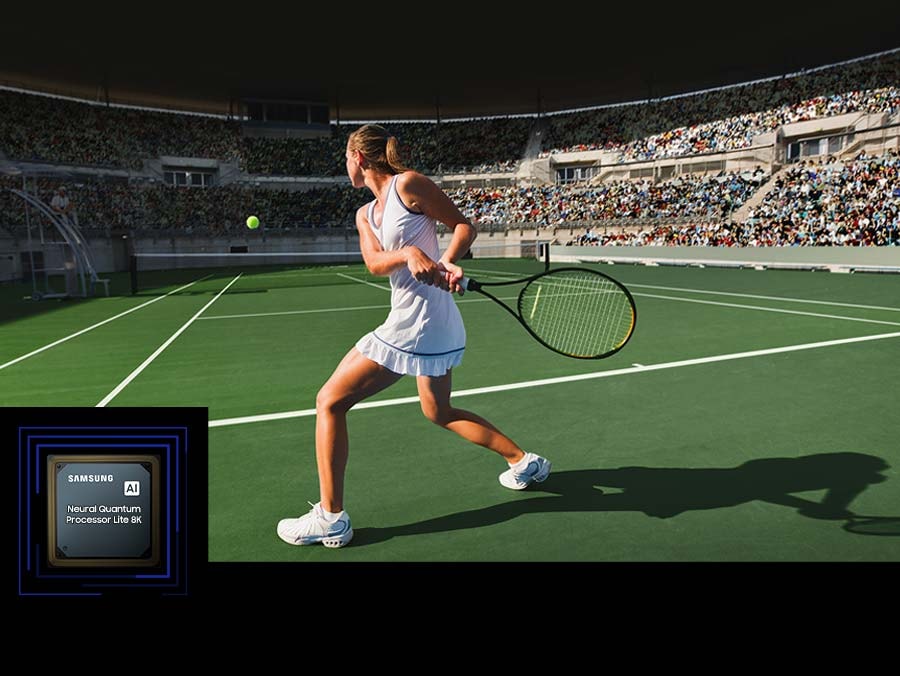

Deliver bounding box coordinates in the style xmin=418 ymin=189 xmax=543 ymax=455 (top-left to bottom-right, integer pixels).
xmin=352 ymin=452 xmax=894 ymax=546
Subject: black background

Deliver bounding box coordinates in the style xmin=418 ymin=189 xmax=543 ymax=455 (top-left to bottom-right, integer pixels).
xmin=2 ymin=2 xmax=898 ymax=117
xmin=11 ymin=408 xmax=205 ymax=603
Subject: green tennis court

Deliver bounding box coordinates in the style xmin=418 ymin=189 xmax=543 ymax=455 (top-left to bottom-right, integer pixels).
xmin=2 ymin=258 xmax=898 ymax=561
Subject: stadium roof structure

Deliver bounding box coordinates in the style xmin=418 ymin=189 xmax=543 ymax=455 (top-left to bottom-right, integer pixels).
xmin=2 ymin=5 xmax=898 ymax=120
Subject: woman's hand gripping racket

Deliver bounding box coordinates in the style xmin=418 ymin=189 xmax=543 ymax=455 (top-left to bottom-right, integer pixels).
xmin=458 ymin=267 xmax=637 ymax=359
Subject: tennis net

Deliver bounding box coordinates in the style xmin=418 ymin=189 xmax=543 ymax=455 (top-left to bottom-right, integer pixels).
xmin=130 ymin=241 xmax=550 ymax=295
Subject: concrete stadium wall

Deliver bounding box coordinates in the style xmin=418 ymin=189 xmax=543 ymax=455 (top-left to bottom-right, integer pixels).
xmin=0 ymin=232 xmax=362 ymax=277
xmin=1 ymin=228 xmax=551 ymax=279
xmin=3 ymin=234 xmax=898 ymax=281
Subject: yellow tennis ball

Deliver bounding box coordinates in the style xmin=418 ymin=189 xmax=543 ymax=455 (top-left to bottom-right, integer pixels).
xmin=246 ymin=215 xmax=260 ymax=229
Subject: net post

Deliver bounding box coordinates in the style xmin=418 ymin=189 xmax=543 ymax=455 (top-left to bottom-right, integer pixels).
xmin=130 ymin=255 xmax=138 ymax=295
xmin=543 ymin=240 xmax=550 ymax=270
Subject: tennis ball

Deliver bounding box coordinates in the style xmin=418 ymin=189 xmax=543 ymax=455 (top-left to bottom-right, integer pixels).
xmin=246 ymin=215 xmax=260 ymax=229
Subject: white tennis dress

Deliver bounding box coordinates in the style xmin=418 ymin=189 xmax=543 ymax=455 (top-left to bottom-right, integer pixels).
xmin=355 ymin=173 xmax=466 ymax=376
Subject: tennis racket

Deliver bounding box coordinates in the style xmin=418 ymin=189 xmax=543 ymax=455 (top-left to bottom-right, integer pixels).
xmin=459 ymin=267 xmax=636 ymax=359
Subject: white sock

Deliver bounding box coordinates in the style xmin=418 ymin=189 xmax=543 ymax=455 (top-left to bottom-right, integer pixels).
xmin=508 ymin=452 xmax=533 ymax=470
xmin=321 ymin=507 xmax=343 ymax=523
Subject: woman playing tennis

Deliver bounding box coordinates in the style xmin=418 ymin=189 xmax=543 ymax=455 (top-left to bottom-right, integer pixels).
xmin=277 ymin=124 xmax=551 ymax=547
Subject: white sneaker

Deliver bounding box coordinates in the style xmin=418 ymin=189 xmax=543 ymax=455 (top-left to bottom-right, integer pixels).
xmin=277 ymin=501 xmax=353 ymax=548
xmin=499 ymin=453 xmax=552 ymax=490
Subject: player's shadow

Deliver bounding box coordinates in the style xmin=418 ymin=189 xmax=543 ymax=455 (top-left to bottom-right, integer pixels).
xmin=352 ymin=452 xmax=891 ymax=546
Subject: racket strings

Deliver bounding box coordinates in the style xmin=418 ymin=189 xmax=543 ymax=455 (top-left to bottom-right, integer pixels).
xmin=520 ymin=270 xmax=634 ymax=357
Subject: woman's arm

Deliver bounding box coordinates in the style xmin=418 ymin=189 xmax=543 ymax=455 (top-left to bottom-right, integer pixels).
xmin=355 ymin=205 xmax=447 ymax=287
xmin=398 ymin=172 xmax=476 ymax=293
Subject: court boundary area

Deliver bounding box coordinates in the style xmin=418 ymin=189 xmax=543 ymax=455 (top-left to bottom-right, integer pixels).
xmin=208 ymin=330 xmax=900 ymax=428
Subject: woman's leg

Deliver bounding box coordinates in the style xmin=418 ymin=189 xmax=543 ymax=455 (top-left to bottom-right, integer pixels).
xmin=416 ymin=370 xmax=525 ymax=463
xmin=316 ymin=348 xmax=402 ymax=511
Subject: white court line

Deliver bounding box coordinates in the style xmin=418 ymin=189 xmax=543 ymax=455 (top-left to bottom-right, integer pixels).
xmin=0 ymin=275 xmax=214 ymax=372
xmin=635 ymin=292 xmax=900 ymax=327
xmin=464 ymin=266 xmax=900 ymax=312
xmin=197 ymin=284 xmax=894 ymax=327
xmin=97 ymin=275 xmax=242 ymax=407
xmin=199 ymin=303 xmax=392 ymax=320
xmin=197 ymin=274 xmax=524 ymax=320
xmin=335 ymin=272 xmax=391 ymax=291
xmin=199 ymin=295 xmax=504 ymax=320
xmin=208 ymin=330 xmax=900 ymax=428
xmin=465 ymin=267 xmax=528 ymax=280
xmin=319 ymin=263 xmax=899 ymax=327
xmin=628 ymin=282 xmax=900 ymax=312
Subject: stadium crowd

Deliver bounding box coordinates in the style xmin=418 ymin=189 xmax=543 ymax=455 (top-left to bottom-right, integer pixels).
xmin=3 ymin=52 xmax=896 ymax=178
xmin=240 ymin=118 xmax=528 ymax=176
xmin=540 ymin=51 xmax=899 ymax=160
xmin=0 ymin=91 xmax=529 ymax=176
xmin=3 ymin=151 xmax=896 ymax=246
xmin=2 ymin=151 xmax=896 ymax=247
xmin=0 ymin=175 xmax=360 ymax=233
xmin=448 ymin=169 xmax=766 ymax=225
xmin=1 ymin=51 xmax=897 ymax=247
xmin=2 ymin=168 xmax=765 ymax=232
xmin=570 ymin=152 xmax=898 ymax=247
xmin=0 ymin=92 xmax=242 ymax=170
xmin=745 ymin=150 xmax=899 ymax=245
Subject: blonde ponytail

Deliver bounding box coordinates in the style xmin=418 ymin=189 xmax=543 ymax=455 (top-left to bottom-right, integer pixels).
xmin=385 ymin=136 xmax=409 ymax=174
xmin=348 ymin=124 xmax=410 ymax=175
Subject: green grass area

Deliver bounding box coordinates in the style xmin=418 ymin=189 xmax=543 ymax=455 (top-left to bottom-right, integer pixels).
xmin=2 ymin=260 xmax=898 ymax=560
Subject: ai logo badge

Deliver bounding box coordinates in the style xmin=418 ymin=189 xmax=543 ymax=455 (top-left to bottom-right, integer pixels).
xmin=124 ymin=480 xmax=140 ymax=496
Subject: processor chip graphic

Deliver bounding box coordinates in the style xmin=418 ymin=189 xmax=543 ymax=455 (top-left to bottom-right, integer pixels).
xmin=47 ymin=455 xmax=160 ymax=567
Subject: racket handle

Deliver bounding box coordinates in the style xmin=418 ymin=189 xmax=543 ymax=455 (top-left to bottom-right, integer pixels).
xmin=440 ymin=267 xmax=478 ymax=291
xmin=460 ymin=277 xmax=480 ymax=292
